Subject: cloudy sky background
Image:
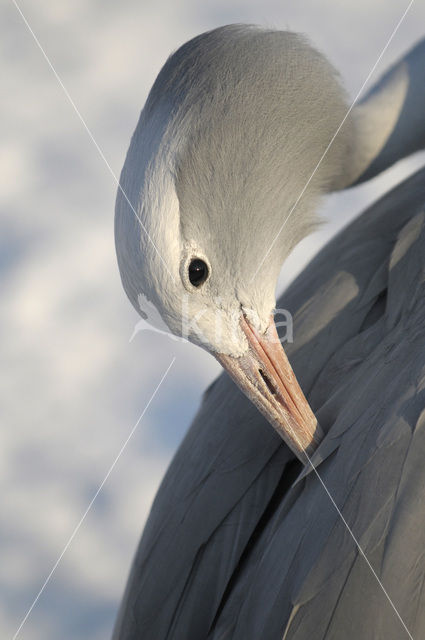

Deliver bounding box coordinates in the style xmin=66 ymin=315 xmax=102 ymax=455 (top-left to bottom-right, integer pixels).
xmin=2 ymin=1 xmax=425 ymax=638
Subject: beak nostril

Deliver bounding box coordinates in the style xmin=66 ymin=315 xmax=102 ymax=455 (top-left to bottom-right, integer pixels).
xmin=259 ymin=369 xmax=277 ymax=395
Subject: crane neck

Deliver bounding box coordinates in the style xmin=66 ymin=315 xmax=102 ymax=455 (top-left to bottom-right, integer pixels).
xmin=342 ymin=38 xmax=425 ymax=188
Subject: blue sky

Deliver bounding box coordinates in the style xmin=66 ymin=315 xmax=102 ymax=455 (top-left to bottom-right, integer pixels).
xmin=1 ymin=1 xmax=425 ymax=638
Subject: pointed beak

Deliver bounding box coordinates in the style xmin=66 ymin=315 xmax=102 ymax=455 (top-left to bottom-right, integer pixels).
xmin=215 ymin=315 xmax=323 ymax=463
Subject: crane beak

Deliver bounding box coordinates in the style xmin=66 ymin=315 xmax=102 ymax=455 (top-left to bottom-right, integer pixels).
xmin=215 ymin=315 xmax=323 ymax=463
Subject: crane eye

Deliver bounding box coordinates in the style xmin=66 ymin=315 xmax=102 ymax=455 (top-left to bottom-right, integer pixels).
xmin=188 ymin=258 xmax=209 ymax=287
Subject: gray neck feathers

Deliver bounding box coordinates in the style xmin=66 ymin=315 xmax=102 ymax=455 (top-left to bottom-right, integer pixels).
xmin=347 ymin=38 xmax=425 ymax=187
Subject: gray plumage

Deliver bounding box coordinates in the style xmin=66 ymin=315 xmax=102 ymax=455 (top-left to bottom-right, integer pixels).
xmin=113 ymin=25 xmax=425 ymax=640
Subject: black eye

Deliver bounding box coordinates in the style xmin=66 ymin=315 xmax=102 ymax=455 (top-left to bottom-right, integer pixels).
xmin=188 ymin=258 xmax=209 ymax=287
